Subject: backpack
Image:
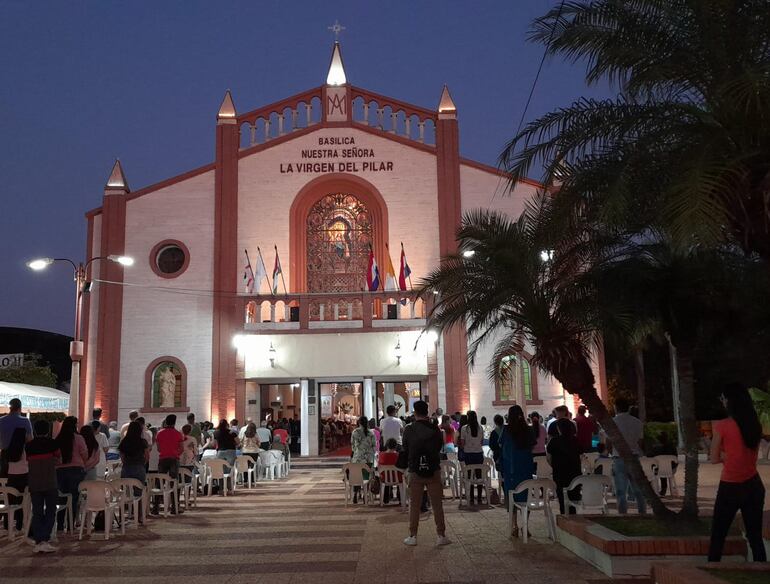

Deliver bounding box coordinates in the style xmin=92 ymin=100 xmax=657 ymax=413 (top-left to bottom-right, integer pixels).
xmin=412 ymin=421 xmax=441 ymax=478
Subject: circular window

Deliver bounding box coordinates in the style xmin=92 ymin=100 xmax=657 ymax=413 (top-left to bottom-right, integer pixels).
xmin=149 ymin=240 xmax=190 ymax=278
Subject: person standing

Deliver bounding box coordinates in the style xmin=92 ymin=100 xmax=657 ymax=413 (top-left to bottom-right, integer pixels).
xmin=186 ymin=413 xmax=202 ymax=446
xmin=458 ymin=411 xmax=485 ymax=504
xmin=79 ymin=424 xmax=101 ymax=481
xmin=256 ymin=421 xmax=272 ymax=451
xmin=379 ymin=405 xmax=404 ymax=450
xmin=499 ymin=405 xmax=535 ymax=516
xmin=106 ymin=421 xmax=121 ymax=461
xmin=3 ymin=427 xmax=29 ymax=535
xmin=610 ymin=399 xmax=646 ymax=514
xmin=575 ymin=405 xmax=597 ymax=453
xmin=90 ymin=408 xmax=110 ymax=439
xmin=55 ymin=416 xmax=88 ymax=530
xmin=547 ymin=418 xmax=582 ymax=514
xmin=401 ymin=400 xmax=450 ymax=547
xmin=25 ymin=420 xmax=60 ymax=553
xmin=120 ymin=410 xmax=139 ymax=438
xmin=0 ymin=398 xmax=33 ymax=477
xmin=155 ymin=414 xmax=184 ymax=513
xmin=90 ymin=420 xmax=109 ymax=479
xmin=439 ymin=415 xmax=456 ymax=453
xmin=349 ymin=416 xmax=376 ymax=504
xmin=708 ymin=383 xmax=766 ymax=562
xmin=530 ymin=412 xmax=547 ymax=471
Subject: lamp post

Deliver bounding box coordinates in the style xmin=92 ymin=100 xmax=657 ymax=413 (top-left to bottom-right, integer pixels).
xmin=26 ymin=255 xmax=134 ymax=418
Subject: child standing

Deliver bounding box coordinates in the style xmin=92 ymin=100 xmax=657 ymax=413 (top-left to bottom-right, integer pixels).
xmin=25 ymin=420 xmax=61 ymax=553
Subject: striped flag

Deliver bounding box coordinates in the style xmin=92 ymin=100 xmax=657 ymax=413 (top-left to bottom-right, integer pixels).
xmin=272 ymin=248 xmax=283 ymax=294
xmin=366 ymin=248 xmax=380 ymax=291
xmin=398 ymin=244 xmax=412 ymax=291
xmin=243 ymin=250 xmax=255 ymax=293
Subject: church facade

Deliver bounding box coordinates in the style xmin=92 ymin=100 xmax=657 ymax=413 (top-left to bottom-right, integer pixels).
xmin=80 ymin=43 xmax=606 ymax=454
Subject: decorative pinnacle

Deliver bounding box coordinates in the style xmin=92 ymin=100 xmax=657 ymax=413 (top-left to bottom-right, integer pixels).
xmin=105 ymin=159 xmax=129 ymax=191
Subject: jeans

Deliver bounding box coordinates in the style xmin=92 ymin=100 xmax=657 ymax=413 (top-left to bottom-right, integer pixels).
xmin=407 ymin=471 xmax=446 ymax=537
xmin=56 ymin=467 xmax=85 ymax=529
xmin=217 ymin=450 xmax=236 ymax=470
xmin=612 ymin=457 xmax=646 ymax=514
xmin=31 ymin=489 xmax=58 ymax=543
xmin=708 ymin=474 xmax=766 ymax=562
xmin=156 ymin=458 xmax=179 ymax=513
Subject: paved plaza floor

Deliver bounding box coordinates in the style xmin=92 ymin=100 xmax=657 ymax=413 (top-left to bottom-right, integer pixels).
xmin=0 ymin=460 xmax=767 ymax=584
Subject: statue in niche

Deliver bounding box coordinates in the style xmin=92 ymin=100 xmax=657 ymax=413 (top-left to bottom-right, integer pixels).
xmin=154 ymin=362 xmax=179 ymax=408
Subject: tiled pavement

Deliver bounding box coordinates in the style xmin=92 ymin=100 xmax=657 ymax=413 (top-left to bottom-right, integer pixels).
xmin=2 ymin=461 xmax=766 ymax=584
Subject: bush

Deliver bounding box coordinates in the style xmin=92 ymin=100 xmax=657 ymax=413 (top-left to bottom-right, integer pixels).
xmin=643 ymin=421 xmax=678 ymax=454
xmin=29 ymin=412 xmax=66 ymax=425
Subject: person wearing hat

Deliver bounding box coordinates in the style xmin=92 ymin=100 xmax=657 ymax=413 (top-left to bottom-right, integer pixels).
xmin=0 ymin=398 xmax=33 ymax=477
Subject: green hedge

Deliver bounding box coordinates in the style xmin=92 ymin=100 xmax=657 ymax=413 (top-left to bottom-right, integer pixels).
xmin=28 ymin=412 xmax=67 ymax=425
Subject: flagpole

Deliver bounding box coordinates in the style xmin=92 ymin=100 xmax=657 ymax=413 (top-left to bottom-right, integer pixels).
xmin=275 ymin=245 xmax=288 ymax=294
xmin=401 ymin=241 xmax=414 ymax=290
xmin=257 ymin=246 xmax=270 ymax=294
xmin=244 ymin=249 xmax=255 ymax=293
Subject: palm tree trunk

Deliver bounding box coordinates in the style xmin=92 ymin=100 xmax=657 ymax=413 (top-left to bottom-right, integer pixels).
xmin=634 ymin=347 xmax=647 ymax=423
xmin=555 ymin=358 xmax=674 ymax=518
xmin=674 ymin=342 xmax=700 ymax=518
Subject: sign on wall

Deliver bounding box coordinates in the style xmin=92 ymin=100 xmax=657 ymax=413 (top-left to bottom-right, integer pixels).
xmin=0 ymin=354 xmax=24 ymax=369
xmin=279 ymin=135 xmax=394 ymax=175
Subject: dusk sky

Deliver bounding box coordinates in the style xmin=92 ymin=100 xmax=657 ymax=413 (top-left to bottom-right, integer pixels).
xmin=0 ymin=1 xmax=611 ymax=336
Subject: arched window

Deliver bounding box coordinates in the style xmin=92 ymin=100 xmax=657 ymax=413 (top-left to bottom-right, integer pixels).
xmin=494 ymin=352 xmax=540 ymax=406
xmin=143 ymin=357 xmax=189 ymax=412
xmin=306 ymin=193 xmax=373 ymax=293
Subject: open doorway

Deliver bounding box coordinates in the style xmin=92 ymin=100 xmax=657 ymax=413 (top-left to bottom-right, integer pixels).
xmin=376 ymin=381 xmax=423 ymax=419
xmin=318 ymin=382 xmax=363 ymax=456
xmin=258 ymin=383 xmax=301 ymax=454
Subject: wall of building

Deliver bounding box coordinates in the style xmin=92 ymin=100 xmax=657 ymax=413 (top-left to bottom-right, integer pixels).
xmin=117 ymin=170 xmax=216 ymax=421
xmin=238 ymin=127 xmax=440 ymax=294
xmin=83 ymin=214 xmax=102 ymax=414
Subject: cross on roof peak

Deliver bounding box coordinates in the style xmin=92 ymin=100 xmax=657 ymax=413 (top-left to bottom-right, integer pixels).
xmin=328 ymin=20 xmax=345 ymax=41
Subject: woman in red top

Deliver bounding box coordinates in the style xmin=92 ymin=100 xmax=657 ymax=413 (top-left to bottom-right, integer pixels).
xmin=708 ymin=383 xmax=766 ymax=562
xmin=440 ymin=415 xmax=456 ymax=453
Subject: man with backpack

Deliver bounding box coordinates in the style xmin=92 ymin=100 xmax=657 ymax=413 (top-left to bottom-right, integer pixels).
xmin=400 ymin=400 xmax=451 ymax=547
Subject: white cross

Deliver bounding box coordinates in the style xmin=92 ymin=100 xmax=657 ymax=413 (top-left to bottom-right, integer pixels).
xmin=328 ymin=20 xmax=346 ymax=41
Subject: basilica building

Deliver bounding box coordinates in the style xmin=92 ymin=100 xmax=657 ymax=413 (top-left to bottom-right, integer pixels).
xmin=80 ymin=42 xmax=606 ymax=455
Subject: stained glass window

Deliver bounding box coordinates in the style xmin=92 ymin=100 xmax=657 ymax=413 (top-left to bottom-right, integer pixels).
xmin=306 ymin=193 xmax=373 ymax=293
xmin=499 ymin=354 xmax=533 ymax=402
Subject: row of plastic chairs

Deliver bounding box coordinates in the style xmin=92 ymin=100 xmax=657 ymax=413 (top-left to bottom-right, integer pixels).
xmin=197 ymin=452 xmax=289 ymax=496
xmin=0 ymin=482 xmax=74 ymax=542
xmin=580 ymin=453 xmax=680 ymax=496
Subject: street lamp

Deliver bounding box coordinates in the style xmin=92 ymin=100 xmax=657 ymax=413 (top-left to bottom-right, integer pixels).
xmin=26 ymin=254 xmax=133 ymax=417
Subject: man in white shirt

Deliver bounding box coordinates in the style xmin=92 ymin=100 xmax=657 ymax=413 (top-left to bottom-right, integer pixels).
xmin=256 ymin=421 xmax=272 ymax=449
xmin=611 ymin=398 xmax=646 ymax=515
xmin=379 ymin=405 xmax=404 ymax=448
xmin=120 ymin=410 xmax=140 ymax=438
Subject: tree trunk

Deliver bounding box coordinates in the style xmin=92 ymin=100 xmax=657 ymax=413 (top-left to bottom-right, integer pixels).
xmin=674 ymin=341 xmax=700 ymax=518
xmin=634 ymin=347 xmax=647 ymax=424
xmin=555 ymin=357 xmax=673 ymax=518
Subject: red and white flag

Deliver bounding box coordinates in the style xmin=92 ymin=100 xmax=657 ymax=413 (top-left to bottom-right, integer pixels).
xmin=272 ymin=247 xmax=283 ymax=294
xmin=243 ymin=250 xmax=255 ymax=293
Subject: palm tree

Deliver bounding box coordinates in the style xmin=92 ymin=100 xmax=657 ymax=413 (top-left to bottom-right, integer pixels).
xmin=502 ymin=0 xmax=770 ymax=259
xmin=418 ymin=200 xmax=674 ymax=517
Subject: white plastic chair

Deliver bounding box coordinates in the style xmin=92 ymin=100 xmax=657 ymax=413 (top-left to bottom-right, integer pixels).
xmin=0 ymin=486 xmax=30 ymax=541
xmin=78 ymin=480 xmax=124 ymax=540
xmin=593 ymin=458 xmax=615 ymax=494
xmin=258 ymin=450 xmax=281 ymax=480
xmin=54 ymin=491 xmax=74 ymax=537
xmin=639 ymin=457 xmax=659 ymax=493
xmin=509 ymin=478 xmax=558 ymax=543
xmin=653 ymin=455 xmax=680 ymax=496
xmin=581 ymin=452 xmax=600 ymax=474
xmin=563 ymin=475 xmax=612 ymax=514
xmin=440 ymin=460 xmax=459 ymax=500
xmin=105 ymin=460 xmax=122 ymax=480
xmin=460 ymin=463 xmax=491 ymax=506
xmin=203 ymin=459 xmax=233 ymax=496
xmin=234 ymin=455 xmax=257 ymax=489
xmin=146 ymin=472 xmax=178 ymax=516
xmin=341 ymin=462 xmax=370 ymax=505
xmin=378 ymin=465 xmax=405 ymax=508
xmin=176 ymin=468 xmax=197 ymax=509
xmin=109 ymin=478 xmax=146 ymax=528
xmin=483 ymin=457 xmax=500 ymax=498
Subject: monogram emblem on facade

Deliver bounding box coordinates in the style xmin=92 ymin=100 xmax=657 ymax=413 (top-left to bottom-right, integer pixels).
xmin=327 ymin=93 xmax=346 ymax=116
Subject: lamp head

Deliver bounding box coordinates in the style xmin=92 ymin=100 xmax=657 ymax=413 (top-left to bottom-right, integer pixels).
xmin=26 ymin=258 xmax=54 ymax=271
xmin=108 ymin=255 xmax=134 ymax=266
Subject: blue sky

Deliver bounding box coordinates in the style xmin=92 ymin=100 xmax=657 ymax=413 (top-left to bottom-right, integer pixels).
xmin=0 ymin=1 xmax=611 ymax=335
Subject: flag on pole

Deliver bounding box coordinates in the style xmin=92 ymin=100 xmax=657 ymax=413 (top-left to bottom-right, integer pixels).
xmin=272 ymin=248 xmax=283 ymax=295
xmin=366 ymin=247 xmax=380 ymax=291
xmin=384 ymin=246 xmax=398 ymax=291
xmin=398 ymin=244 xmax=412 ymax=291
xmin=243 ymin=250 xmax=255 ymax=293
xmin=254 ymin=250 xmax=267 ymax=293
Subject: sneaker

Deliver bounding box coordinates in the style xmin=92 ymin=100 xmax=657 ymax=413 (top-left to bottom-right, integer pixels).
xmin=403 ymin=536 xmax=417 ymax=546
xmin=37 ymin=542 xmax=57 ymax=553
xmin=24 ymin=537 xmax=36 ymax=546
xmin=436 ymin=535 xmax=452 ymax=546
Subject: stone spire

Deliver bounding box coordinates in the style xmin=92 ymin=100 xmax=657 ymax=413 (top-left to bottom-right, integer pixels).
xmin=105 ymin=159 xmax=129 ymax=192
xmin=437 ymin=85 xmax=457 ymax=119
xmin=326 ymin=42 xmax=347 ymax=86
xmin=217 ymin=90 xmax=237 ymax=124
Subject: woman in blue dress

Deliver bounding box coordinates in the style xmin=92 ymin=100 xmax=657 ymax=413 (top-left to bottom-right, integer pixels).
xmin=499 ymin=405 xmax=535 ymax=510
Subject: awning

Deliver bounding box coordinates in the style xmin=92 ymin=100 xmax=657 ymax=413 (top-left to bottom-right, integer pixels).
xmin=0 ymin=381 xmax=69 ymax=413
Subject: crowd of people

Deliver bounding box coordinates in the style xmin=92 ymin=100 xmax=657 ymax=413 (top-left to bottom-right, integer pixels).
xmin=0 ymin=403 xmax=296 ymax=553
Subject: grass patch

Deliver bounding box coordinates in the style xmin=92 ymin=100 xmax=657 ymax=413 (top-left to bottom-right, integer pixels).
xmin=702 ymin=568 xmax=770 ymax=584
xmin=592 ymin=516 xmax=737 ymax=537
